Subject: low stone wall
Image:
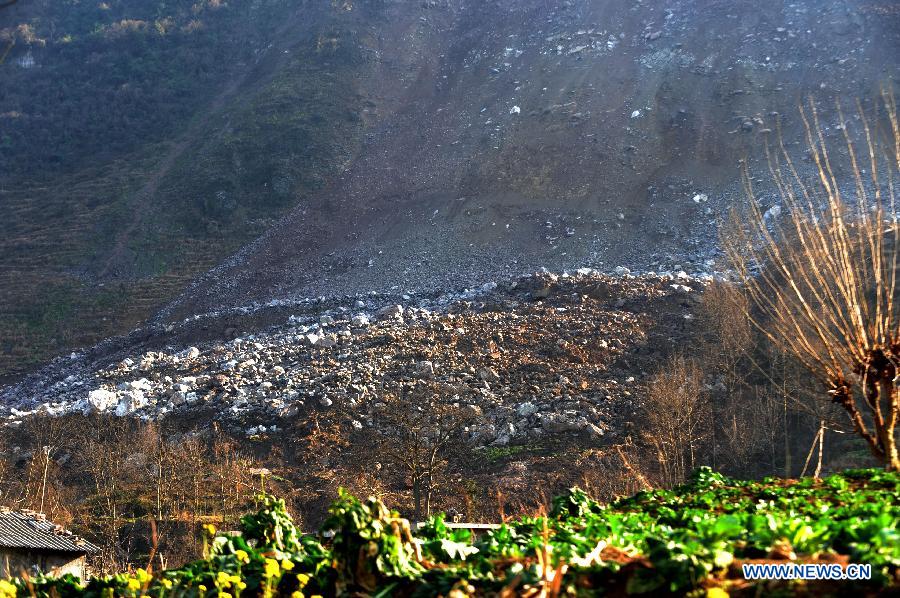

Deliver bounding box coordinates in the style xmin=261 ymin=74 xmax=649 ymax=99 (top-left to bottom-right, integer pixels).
xmin=0 ymin=549 xmax=85 ymax=578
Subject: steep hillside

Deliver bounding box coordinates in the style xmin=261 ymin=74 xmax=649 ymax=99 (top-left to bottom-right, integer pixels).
xmin=1 ymin=0 xmax=898 ymax=381
xmin=0 ymin=0 xmax=377 ymax=378
xmin=164 ymin=0 xmax=900 ymax=320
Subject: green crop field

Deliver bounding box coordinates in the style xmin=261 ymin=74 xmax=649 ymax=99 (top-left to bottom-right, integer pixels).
xmin=5 ymin=468 xmax=898 ymax=597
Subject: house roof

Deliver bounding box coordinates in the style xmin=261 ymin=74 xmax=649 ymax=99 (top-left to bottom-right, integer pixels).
xmin=0 ymin=509 xmax=98 ymax=553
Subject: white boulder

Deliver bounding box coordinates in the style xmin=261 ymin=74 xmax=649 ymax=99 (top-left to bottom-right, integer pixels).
xmin=115 ymin=391 xmax=146 ymax=417
xmin=77 ymin=389 xmax=117 ymax=415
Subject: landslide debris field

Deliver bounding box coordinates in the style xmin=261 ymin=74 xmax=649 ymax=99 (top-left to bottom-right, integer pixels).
xmin=166 ymin=0 xmax=900 ymax=319
xmin=2 ymin=271 xmax=701 ymax=450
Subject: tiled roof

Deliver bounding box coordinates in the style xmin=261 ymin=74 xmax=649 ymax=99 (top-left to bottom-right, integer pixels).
xmin=0 ymin=509 xmax=98 ymax=553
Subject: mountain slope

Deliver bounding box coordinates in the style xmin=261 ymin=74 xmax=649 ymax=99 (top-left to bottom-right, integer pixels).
xmin=1 ymin=0 xmax=898 ymax=380
xmin=0 ymin=0 xmax=377 ymax=379
xmin=163 ymin=0 xmax=900 ymax=320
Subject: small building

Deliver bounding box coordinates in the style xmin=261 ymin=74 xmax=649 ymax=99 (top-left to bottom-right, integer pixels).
xmin=0 ymin=508 xmax=98 ymax=579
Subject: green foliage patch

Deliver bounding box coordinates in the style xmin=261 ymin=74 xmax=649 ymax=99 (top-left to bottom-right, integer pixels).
xmin=5 ymin=469 xmax=898 ymax=596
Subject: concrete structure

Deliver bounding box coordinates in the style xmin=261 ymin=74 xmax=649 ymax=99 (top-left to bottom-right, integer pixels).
xmin=0 ymin=508 xmax=98 ymax=578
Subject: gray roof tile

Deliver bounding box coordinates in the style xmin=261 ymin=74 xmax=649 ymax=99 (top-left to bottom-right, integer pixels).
xmin=0 ymin=510 xmax=98 ymax=553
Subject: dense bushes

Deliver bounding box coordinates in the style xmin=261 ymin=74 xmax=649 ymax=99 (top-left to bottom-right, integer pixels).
xmin=5 ymin=468 xmax=897 ymax=596
xmin=0 ymin=0 xmax=292 ymax=179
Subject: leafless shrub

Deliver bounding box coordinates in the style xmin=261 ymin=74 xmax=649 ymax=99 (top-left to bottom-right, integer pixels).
xmin=641 ymin=354 xmax=711 ymax=486
xmin=368 ymin=384 xmax=476 ymax=521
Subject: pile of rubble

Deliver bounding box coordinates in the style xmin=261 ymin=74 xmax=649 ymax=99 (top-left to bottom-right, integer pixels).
xmin=1 ymin=271 xmax=707 ymax=447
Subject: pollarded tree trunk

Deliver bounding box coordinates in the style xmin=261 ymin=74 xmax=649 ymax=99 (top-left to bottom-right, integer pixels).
xmin=832 ymin=347 xmax=899 ymax=471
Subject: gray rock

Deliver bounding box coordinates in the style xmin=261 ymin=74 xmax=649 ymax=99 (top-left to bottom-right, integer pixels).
xmin=351 ymin=314 xmax=371 ymax=327
xmin=532 ymin=285 xmax=552 ymax=299
xmin=80 ymin=389 xmax=116 ymax=414
xmin=540 ymin=413 xmax=581 ymax=434
xmin=491 ymin=434 xmax=510 ymax=446
xmin=115 ymin=391 xmax=146 ymax=417
xmin=478 ymin=367 xmax=501 ymax=383
xmin=585 ymin=423 xmax=605 ymax=440
xmin=315 ymin=335 xmax=338 ymax=348
xmin=516 ymin=401 xmax=537 ymax=417
xmin=414 ymin=361 xmax=435 ymax=379
xmin=377 ymin=305 xmax=404 ymax=320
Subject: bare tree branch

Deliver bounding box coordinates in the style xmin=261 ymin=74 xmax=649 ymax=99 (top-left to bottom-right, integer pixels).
xmin=723 ymin=87 xmax=900 ymax=470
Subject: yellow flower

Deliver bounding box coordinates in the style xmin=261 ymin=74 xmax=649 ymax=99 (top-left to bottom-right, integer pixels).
xmin=295 ymin=573 xmax=310 ymax=588
xmin=161 ymin=579 xmax=173 ymax=589
xmin=280 ymin=559 xmax=295 ymax=571
xmin=264 ymin=558 xmax=280 ymax=578
xmin=199 ymin=584 xmax=208 ymax=594
xmin=204 ymin=524 xmax=217 ymax=537
xmin=234 ymin=549 xmax=249 ymax=563
xmin=290 ymin=593 xmax=303 ymax=598
xmin=0 ymin=580 xmax=17 ymax=598
xmin=127 ymin=578 xmax=141 ymax=592
xmin=706 ymin=589 xmax=730 ymax=598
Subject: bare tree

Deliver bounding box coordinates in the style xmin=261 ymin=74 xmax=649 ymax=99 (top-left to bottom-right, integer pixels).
xmin=0 ymin=0 xmax=19 ymax=64
xmin=724 ymin=90 xmax=899 ymax=470
xmin=370 ymin=385 xmax=475 ymax=522
xmin=641 ymin=355 xmax=711 ymax=486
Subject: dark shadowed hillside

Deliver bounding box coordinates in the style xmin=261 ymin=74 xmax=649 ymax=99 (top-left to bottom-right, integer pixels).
xmin=0 ymin=0 xmax=372 ymax=378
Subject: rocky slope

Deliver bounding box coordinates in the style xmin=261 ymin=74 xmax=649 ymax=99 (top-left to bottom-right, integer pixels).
xmin=2 ymin=0 xmax=897 ymax=380
xmin=1 ymin=271 xmax=706 ymax=446
xmin=162 ymin=0 xmax=900 ymax=320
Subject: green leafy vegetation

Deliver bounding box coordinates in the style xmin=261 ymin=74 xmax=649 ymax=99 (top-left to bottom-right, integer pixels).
xmin=6 ymin=469 xmax=897 ymax=596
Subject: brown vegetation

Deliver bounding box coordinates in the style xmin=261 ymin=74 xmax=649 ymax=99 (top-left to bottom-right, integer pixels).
xmin=0 ymin=416 xmax=275 ymax=573
xmin=641 ymin=355 xmax=710 ymax=487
